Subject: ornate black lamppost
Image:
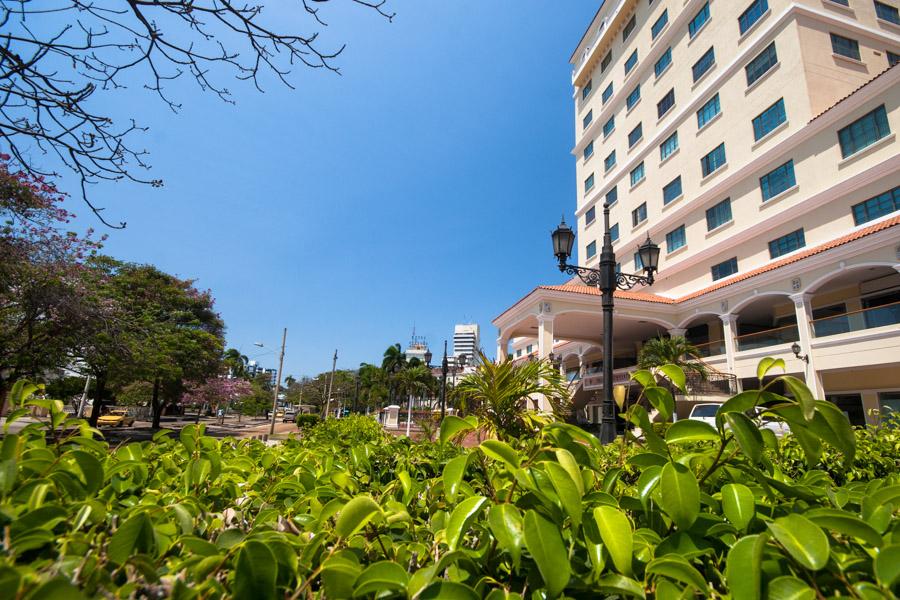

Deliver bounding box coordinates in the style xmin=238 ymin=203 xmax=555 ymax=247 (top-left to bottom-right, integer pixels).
xmin=439 ymin=341 xmax=449 ymax=421
xmin=551 ymin=203 xmax=660 ymax=443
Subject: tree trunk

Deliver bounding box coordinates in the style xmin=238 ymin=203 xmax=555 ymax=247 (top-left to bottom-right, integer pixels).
xmin=151 ymin=376 xmax=162 ymax=429
xmin=0 ymin=375 xmax=8 ymax=418
xmin=88 ymin=374 xmax=106 ymax=427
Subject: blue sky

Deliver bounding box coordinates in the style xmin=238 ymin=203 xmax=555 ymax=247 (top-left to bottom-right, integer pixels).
xmin=55 ymin=1 xmax=599 ymax=377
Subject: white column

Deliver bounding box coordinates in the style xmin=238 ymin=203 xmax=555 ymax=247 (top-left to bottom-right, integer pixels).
xmin=720 ymin=314 xmax=742 ymax=392
xmin=667 ymin=327 xmax=687 ymax=338
xmin=496 ymin=336 xmax=508 ymax=363
xmin=537 ymin=315 xmax=554 ymax=361
xmin=790 ymin=293 xmax=824 ymax=399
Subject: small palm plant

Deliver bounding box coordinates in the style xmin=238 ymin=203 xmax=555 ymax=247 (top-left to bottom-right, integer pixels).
xmin=454 ymin=352 xmax=571 ymax=439
xmin=637 ymin=336 xmax=709 ymax=381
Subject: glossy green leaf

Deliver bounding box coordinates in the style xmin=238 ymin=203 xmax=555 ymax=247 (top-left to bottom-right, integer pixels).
xmin=805 ymin=508 xmax=883 ymax=547
xmin=767 ymin=513 xmax=830 ymax=571
xmin=334 ymin=495 xmax=382 ymax=538
xmin=487 ymin=504 xmax=524 ymax=568
xmin=593 ymin=505 xmax=633 ymax=576
xmin=479 ymin=439 xmax=520 ymax=470
xmin=545 ymin=461 xmax=582 ymax=527
xmin=781 ymin=375 xmax=816 ymax=421
xmin=726 ymin=533 xmax=767 ymax=600
xmin=443 ymin=454 xmax=468 ymax=503
xmin=658 ymin=364 xmax=686 ymax=393
xmin=766 ymin=576 xmax=816 ymax=600
xmin=645 ymin=386 xmax=675 ymax=422
xmin=596 ymin=574 xmax=646 ymax=598
xmin=631 ymin=369 xmax=655 ymax=389
xmin=234 ymin=540 xmax=277 ymax=600
xmin=874 ymin=545 xmax=900 ymax=588
xmin=646 ymin=556 xmax=707 ymax=592
xmin=757 ymin=357 xmax=785 ymax=380
xmin=554 ymin=448 xmax=584 ymax=496
xmin=523 ymin=510 xmax=571 ymax=598
xmin=352 ymin=561 xmax=409 ymax=597
xmin=25 ymin=576 xmax=88 ymax=600
xmin=723 ymin=413 xmax=763 ymax=463
xmin=419 ymin=581 xmax=480 ymax=600
xmin=440 ymin=415 xmax=474 ymax=445
xmin=665 ymin=419 xmax=719 ymax=443
xmin=720 ymin=483 xmax=755 ymax=530
xmin=445 ymin=495 xmax=487 ymax=551
xmin=658 ymin=462 xmax=700 ymax=530
xmin=107 ymin=512 xmax=155 ymax=565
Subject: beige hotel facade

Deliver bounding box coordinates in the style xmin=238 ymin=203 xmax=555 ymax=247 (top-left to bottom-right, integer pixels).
xmin=493 ymin=0 xmax=900 ymax=425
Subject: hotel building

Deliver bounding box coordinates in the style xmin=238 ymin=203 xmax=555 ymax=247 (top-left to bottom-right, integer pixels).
xmin=493 ymin=0 xmax=900 ymax=425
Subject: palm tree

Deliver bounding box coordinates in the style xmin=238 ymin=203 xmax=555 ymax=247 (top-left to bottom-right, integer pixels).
xmin=637 ymin=336 xmax=709 ymax=381
xmin=223 ymin=348 xmax=249 ymax=378
xmin=454 ymin=351 xmax=571 ymax=439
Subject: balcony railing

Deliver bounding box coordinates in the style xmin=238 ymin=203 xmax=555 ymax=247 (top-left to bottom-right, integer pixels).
xmin=736 ymin=324 xmax=799 ymax=351
xmin=811 ymin=300 xmax=900 ymax=337
xmin=692 ymin=339 xmax=726 ymax=357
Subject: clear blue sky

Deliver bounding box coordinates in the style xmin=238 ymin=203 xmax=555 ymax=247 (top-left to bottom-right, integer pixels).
xmin=60 ymin=2 xmax=599 ymax=377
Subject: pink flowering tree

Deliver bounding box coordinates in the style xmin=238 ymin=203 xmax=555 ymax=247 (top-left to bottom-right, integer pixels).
xmin=181 ymin=377 xmax=253 ymax=417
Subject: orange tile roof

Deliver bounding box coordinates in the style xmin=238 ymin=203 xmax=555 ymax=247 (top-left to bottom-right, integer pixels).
xmin=499 ymin=215 xmax=900 ymax=316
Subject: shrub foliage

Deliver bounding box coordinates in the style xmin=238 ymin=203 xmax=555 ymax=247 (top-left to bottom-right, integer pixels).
xmin=1 ymin=362 xmax=899 ymax=598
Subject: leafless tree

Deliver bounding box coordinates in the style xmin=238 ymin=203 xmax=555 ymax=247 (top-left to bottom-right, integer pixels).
xmin=0 ymin=0 xmax=394 ymax=226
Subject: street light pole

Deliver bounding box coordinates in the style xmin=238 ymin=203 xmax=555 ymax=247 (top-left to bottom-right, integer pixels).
xmin=440 ymin=340 xmax=449 ymax=422
xmin=551 ymin=206 xmax=660 ymax=444
xmin=324 ymin=349 xmax=338 ymax=419
xmin=269 ymin=328 xmax=287 ymax=435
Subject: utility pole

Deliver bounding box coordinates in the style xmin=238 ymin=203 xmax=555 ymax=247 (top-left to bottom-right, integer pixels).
xmin=269 ymin=328 xmax=287 ymax=435
xmin=76 ymin=375 xmax=92 ymax=418
xmin=324 ymin=349 xmax=338 ymax=419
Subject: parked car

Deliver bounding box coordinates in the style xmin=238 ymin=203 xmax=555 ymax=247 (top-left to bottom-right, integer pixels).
xmin=687 ymin=403 xmax=722 ymax=427
xmin=97 ymin=409 xmax=135 ymax=428
xmin=686 ymin=403 xmax=791 ymax=437
xmin=282 ymin=411 xmax=296 ymax=423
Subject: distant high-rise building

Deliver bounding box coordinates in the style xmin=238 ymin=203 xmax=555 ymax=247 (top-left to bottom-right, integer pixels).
xmin=453 ymin=324 xmax=480 ymax=363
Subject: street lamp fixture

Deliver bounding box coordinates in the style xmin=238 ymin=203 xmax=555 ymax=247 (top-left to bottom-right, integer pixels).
xmin=791 ymin=342 xmax=809 ymax=364
xmin=550 ymin=204 xmax=660 ymax=444
xmin=424 ymin=349 xmax=433 ymax=366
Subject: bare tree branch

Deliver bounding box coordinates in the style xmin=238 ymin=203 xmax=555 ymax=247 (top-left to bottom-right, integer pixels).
xmin=0 ymin=0 xmax=394 ymax=226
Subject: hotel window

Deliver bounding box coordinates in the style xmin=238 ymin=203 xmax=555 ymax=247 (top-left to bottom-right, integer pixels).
xmin=630 ymin=162 xmax=645 ymax=186
xmin=605 ymin=150 xmax=617 ymax=171
xmin=632 ymin=202 xmax=648 ymax=226
xmin=601 ymin=51 xmax=612 ymax=73
xmin=706 ymin=198 xmax=732 ymax=230
xmin=875 ymin=1 xmax=900 ymax=25
xmin=516 ymin=349 xmax=522 ymax=358
xmin=526 ymin=344 xmax=534 ymax=354
xmin=652 ymin=9 xmax=669 ymax=39
xmin=697 ymin=94 xmax=721 ymax=128
xmin=634 ymin=252 xmax=644 ymax=270
xmin=602 ymin=83 xmax=614 ymax=104
xmin=584 ymin=173 xmax=595 ymax=193
xmin=768 ymin=229 xmax=805 ymax=258
xmin=610 ymin=223 xmax=620 ymax=242
xmin=582 ymin=79 xmax=593 ymax=100
xmin=627 ymin=86 xmax=641 ymax=110
xmin=657 ymin=89 xmax=675 ymax=118
xmin=625 ymin=50 xmax=638 ymax=75
xmin=838 ymin=105 xmax=891 ymax=158
xmin=584 ymin=140 xmax=594 ymax=160
xmin=711 ymin=257 xmax=739 ymax=281
xmin=752 ymin=98 xmax=787 ymax=140
xmin=889 ymin=51 xmax=900 ymax=66
xmin=586 ymin=241 xmax=597 ymax=259
xmin=760 ymin=160 xmax=796 ymax=201
xmin=851 ymin=187 xmax=900 ymax=225
xmin=660 ymin=131 xmax=679 ymax=160
xmin=689 ymin=2 xmax=710 ymax=38
xmin=583 ymin=110 xmax=593 ymax=130
xmin=623 ymin=15 xmax=636 ymax=41
xmin=738 ymin=0 xmax=768 ymax=35
xmin=655 ymin=48 xmax=672 ymax=77
xmin=666 ymin=225 xmax=686 ymax=252
xmin=663 ymin=176 xmax=683 ymax=205
xmin=745 ymin=42 xmax=778 ymax=86
xmin=828 ymin=0 xmax=849 ymax=4
xmin=606 ymin=186 xmax=619 ymax=205
xmin=628 ymin=123 xmax=643 ymax=148
xmin=586 ymin=206 xmax=597 ymax=225
xmin=701 ymin=143 xmax=727 ymax=177
xmin=599 ymin=118 xmax=614 ymax=141
xmin=831 ymin=33 xmax=861 ymax=60
xmin=692 ymin=47 xmax=716 ymax=82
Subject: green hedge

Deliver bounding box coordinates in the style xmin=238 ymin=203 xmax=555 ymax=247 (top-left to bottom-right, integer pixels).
xmin=1 ymin=368 xmax=899 ymax=598
xmin=294 ymin=413 xmax=320 ymax=429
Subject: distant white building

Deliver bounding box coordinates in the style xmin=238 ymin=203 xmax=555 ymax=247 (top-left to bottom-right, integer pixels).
xmin=453 ymin=324 xmax=480 ymax=364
